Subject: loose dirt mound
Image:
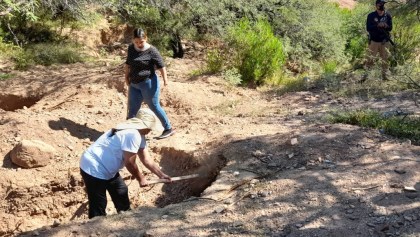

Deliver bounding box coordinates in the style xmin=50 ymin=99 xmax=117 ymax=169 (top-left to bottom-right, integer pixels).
xmin=1 ymin=55 xmax=419 ymax=237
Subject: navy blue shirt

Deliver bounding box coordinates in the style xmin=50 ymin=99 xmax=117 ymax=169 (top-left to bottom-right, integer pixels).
xmin=125 ymin=44 xmax=165 ymax=84
xmin=366 ymin=11 xmax=392 ymax=43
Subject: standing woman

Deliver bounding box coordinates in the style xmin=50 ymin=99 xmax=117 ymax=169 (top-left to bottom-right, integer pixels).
xmin=125 ymin=28 xmax=174 ymax=139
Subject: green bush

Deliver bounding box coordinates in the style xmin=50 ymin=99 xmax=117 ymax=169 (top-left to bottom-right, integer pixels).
xmin=205 ymin=49 xmax=224 ymax=73
xmin=329 ymin=109 xmax=420 ymax=144
xmin=322 ymin=61 xmax=338 ymax=74
xmin=222 ymin=68 xmax=242 ymax=86
xmin=389 ymin=15 xmax=420 ymax=67
xmin=226 ymin=19 xmax=285 ymax=85
xmin=13 ymin=49 xmax=35 ymax=70
xmin=0 ymin=73 xmax=15 ymax=81
xmin=342 ymin=2 xmax=371 ymax=63
xmin=13 ymin=43 xmax=85 ymax=69
xmin=270 ymin=0 xmax=348 ymax=73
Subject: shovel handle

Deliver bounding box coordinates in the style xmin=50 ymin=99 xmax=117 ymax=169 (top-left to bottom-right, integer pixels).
xmin=147 ymin=174 xmax=200 ymax=185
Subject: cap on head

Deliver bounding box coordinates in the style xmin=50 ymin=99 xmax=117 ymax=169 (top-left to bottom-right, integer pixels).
xmin=133 ymin=28 xmax=147 ymax=40
xmin=376 ymin=0 xmax=386 ymax=4
xmin=115 ymin=108 xmax=163 ymax=131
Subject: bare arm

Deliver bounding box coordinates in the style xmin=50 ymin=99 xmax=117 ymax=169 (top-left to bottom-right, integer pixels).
xmin=123 ymin=150 xmax=148 ymax=187
xmin=157 ymin=67 xmax=168 ymax=87
xmin=138 ymin=148 xmax=171 ymax=181
xmin=124 ymin=64 xmax=130 ymax=86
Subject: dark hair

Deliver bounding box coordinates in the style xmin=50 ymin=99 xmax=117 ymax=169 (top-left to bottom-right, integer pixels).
xmin=133 ymin=28 xmax=147 ymax=39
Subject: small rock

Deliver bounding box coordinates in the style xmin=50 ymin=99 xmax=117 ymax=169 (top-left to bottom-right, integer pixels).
xmin=258 ymin=191 xmax=269 ymax=197
xmin=394 ymin=169 xmax=406 ymax=174
xmin=233 ymin=171 xmax=240 ymax=176
xmin=288 ymin=153 xmax=294 ymax=159
xmin=295 ymin=223 xmax=303 ymax=228
xmin=214 ymin=206 xmax=225 ymax=213
xmin=252 ymin=150 xmax=265 ymax=158
xmin=232 ymin=221 xmax=243 ymax=227
xmin=162 ymin=215 xmax=168 ymax=219
xmin=403 ymin=186 xmax=416 ymax=192
xmin=404 ymin=216 xmax=413 ymax=222
xmin=32 ymin=231 xmax=40 ymax=236
xmin=52 ymin=219 xmax=60 ymax=227
xmin=367 ymin=223 xmax=376 ymax=227
xmin=290 ymin=138 xmax=298 ymax=145
xmin=250 ymin=179 xmax=259 ymax=184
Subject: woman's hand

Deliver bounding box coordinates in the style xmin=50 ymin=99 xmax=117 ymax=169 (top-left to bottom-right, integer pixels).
xmin=160 ymin=174 xmax=172 ymax=183
xmin=139 ymin=177 xmax=149 ymax=187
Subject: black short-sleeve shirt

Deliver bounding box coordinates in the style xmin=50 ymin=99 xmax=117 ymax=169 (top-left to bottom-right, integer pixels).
xmin=125 ymin=44 xmax=165 ymax=83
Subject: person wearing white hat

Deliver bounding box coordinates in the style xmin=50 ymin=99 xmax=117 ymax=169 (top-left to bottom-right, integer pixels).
xmin=80 ymin=108 xmax=171 ymax=219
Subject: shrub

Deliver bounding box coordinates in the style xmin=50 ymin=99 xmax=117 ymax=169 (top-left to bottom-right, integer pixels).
xmin=222 ymin=68 xmax=242 ymax=86
xmin=322 ymin=61 xmax=338 ymax=74
xmin=328 ymin=109 xmax=420 ymax=144
xmin=205 ymin=49 xmax=224 ymax=73
xmin=389 ymin=14 xmax=420 ymax=67
xmin=226 ymin=19 xmax=285 ymax=85
xmin=342 ymin=2 xmax=371 ymax=63
xmin=13 ymin=43 xmax=85 ymax=69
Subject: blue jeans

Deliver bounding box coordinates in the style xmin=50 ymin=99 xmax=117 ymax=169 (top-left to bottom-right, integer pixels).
xmin=127 ymin=74 xmax=171 ymax=130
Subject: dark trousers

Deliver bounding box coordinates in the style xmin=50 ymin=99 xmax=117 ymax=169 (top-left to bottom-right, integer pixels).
xmin=80 ymin=169 xmax=130 ymax=219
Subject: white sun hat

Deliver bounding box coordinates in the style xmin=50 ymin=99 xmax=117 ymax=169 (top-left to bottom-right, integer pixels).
xmin=115 ymin=108 xmax=164 ymax=131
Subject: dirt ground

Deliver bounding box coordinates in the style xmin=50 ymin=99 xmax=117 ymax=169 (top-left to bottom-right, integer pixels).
xmin=0 ymin=49 xmax=419 ymax=237
xmin=1 ymin=1 xmax=419 ymax=235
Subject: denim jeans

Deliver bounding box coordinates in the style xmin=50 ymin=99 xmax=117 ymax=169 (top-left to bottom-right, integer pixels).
xmin=80 ymin=169 xmax=130 ymax=219
xmin=127 ymin=74 xmax=171 ymax=130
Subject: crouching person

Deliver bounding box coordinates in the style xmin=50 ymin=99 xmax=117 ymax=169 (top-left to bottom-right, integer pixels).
xmin=80 ymin=108 xmax=171 ymax=218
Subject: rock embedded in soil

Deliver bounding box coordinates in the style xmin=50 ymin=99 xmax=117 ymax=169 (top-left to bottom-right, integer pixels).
xmin=10 ymin=140 xmax=56 ymax=168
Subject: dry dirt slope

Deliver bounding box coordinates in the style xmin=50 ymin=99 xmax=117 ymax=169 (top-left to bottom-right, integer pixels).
xmin=0 ymin=55 xmax=419 ymax=237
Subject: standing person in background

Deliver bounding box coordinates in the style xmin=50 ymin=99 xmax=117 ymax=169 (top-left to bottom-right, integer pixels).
xmin=125 ymin=28 xmax=175 ymax=139
xmin=80 ymin=108 xmax=172 ymax=219
xmin=366 ymin=0 xmax=393 ymax=80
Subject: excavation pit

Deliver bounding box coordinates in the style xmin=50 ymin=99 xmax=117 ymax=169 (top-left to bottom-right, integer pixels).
xmin=151 ymin=147 xmax=226 ymax=207
xmin=0 ymin=94 xmax=43 ymax=111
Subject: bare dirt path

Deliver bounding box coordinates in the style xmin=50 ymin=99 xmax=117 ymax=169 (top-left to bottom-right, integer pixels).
xmin=0 ymin=53 xmax=419 ymax=237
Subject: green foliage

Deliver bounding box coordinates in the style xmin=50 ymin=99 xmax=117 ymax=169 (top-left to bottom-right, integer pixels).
xmin=13 ymin=43 xmax=86 ymax=69
xmin=0 ymin=36 xmax=19 ymax=58
xmin=226 ymin=19 xmax=285 ymax=85
xmin=270 ymin=0 xmax=348 ymax=72
xmin=322 ymin=61 xmax=338 ymax=74
xmin=392 ymin=61 xmax=420 ymax=90
xmin=329 ymin=109 xmax=420 ymax=144
xmin=205 ymin=49 xmax=224 ymax=73
xmin=342 ymin=2 xmax=371 ymax=63
xmin=13 ymin=49 xmax=35 ymax=70
xmin=0 ymin=73 xmax=15 ymax=81
xmin=389 ymin=14 xmax=420 ymax=67
xmin=222 ymin=68 xmax=242 ymax=86
xmin=0 ymin=0 xmax=104 ymax=46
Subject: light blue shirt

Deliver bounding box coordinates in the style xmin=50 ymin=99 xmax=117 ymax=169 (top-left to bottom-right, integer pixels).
xmin=80 ymin=129 xmax=146 ymax=180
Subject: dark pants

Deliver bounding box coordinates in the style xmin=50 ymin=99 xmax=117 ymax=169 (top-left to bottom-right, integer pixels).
xmin=80 ymin=169 xmax=130 ymax=219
